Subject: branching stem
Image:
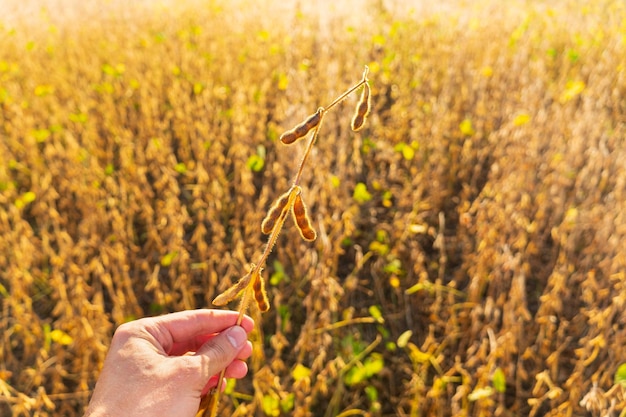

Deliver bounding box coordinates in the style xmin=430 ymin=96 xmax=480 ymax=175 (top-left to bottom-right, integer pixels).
xmin=200 ymin=66 xmax=371 ymax=417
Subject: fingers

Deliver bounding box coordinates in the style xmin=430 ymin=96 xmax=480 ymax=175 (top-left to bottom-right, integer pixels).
xmin=141 ymin=309 xmax=254 ymax=353
xmin=169 ymin=333 xmax=254 ymax=357
xmin=197 ymin=338 xmax=252 ymax=396
xmin=195 ymin=325 xmax=248 ymax=362
xmin=223 ymin=358 xmax=250 ymax=379
xmin=111 ymin=310 xmax=255 ymax=396
xmin=155 ymin=309 xmax=254 ymax=339
xmin=168 ymin=334 xmax=214 ymax=356
xmin=179 ymin=325 xmax=251 ymax=390
xmin=200 ymin=359 xmax=249 ymax=396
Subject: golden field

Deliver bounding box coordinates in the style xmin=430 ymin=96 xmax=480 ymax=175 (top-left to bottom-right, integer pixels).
xmin=1 ymin=0 xmax=626 ymax=415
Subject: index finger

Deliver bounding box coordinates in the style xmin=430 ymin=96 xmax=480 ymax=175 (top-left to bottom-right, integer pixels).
xmin=143 ymin=309 xmax=254 ymax=351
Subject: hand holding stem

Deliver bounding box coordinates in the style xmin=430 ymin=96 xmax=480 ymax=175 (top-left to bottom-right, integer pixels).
xmin=198 ymin=66 xmax=371 ymax=417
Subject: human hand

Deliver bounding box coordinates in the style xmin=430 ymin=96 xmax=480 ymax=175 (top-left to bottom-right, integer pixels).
xmin=84 ymin=309 xmax=254 ymax=417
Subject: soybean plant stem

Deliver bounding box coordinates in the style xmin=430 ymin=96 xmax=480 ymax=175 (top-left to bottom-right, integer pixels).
xmin=204 ymin=66 xmax=370 ymax=417
xmin=292 ymin=120 xmax=324 ymax=187
xmin=292 ymin=67 xmax=369 ymax=187
xmin=324 ymin=66 xmax=369 ymax=113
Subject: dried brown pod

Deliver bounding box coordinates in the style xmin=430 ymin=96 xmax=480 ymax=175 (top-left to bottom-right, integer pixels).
xmin=351 ymin=82 xmax=370 ymax=131
xmin=280 ymin=107 xmax=323 ymax=144
xmin=252 ymin=272 xmax=269 ymax=312
xmin=212 ymin=271 xmax=252 ymax=306
xmin=201 ymin=67 xmax=371 ymax=417
xmin=292 ymin=192 xmax=316 ymax=241
xmin=261 ymin=189 xmax=292 ymax=234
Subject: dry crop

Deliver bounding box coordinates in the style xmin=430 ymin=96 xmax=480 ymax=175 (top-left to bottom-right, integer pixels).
xmin=1 ymin=0 xmax=626 ymax=416
xmin=200 ymin=67 xmax=371 ymax=417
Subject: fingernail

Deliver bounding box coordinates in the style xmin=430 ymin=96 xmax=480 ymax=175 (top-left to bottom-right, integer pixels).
xmin=226 ymin=326 xmax=247 ymax=349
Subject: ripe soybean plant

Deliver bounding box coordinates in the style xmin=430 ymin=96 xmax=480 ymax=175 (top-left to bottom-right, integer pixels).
xmin=197 ymin=66 xmax=371 ymax=417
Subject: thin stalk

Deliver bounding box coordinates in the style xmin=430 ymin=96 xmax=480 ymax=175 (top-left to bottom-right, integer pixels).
xmin=203 ymin=188 xmax=297 ymax=417
xmin=325 ymin=335 xmax=382 ymax=417
xmin=324 ymin=66 xmax=369 ymax=113
xmin=292 ymin=120 xmax=323 ymax=187
xmin=292 ymin=68 xmax=368 ymax=186
xmin=200 ymin=66 xmax=371 ymax=417
xmin=313 ymin=316 xmax=380 ymax=334
xmin=204 ymin=283 xmax=255 ymax=417
xmin=243 ymin=186 xmax=299 ymax=295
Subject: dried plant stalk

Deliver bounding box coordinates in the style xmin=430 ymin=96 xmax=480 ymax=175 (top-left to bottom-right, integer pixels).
xmin=197 ymin=66 xmax=371 ymax=417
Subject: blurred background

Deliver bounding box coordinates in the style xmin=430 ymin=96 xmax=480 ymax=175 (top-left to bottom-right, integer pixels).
xmin=1 ymin=0 xmax=625 ymax=415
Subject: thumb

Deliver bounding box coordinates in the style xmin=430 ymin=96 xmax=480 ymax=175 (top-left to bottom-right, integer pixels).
xmin=193 ymin=326 xmax=248 ymax=382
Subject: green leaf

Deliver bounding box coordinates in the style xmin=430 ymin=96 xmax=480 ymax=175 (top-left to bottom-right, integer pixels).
xmin=361 ymin=138 xmax=376 ymax=154
xmin=276 ymin=72 xmax=289 ymax=91
xmin=50 ymin=329 xmax=73 ymax=345
xmin=344 ymin=353 xmax=385 ymax=386
xmin=193 ymin=82 xmax=204 ymax=95
xmin=0 ymin=87 xmax=9 ymax=104
xmin=160 ymin=251 xmax=178 ymax=267
xmin=101 ymin=63 xmax=115 ymax=75
xmin=262 ymin=394 xmax=280 ymax=416
xmin=615 ymin=363 xmax=626 ymax=387
xmin=353 ymin=182 xmax=372 ymax=204
xmin=151 ymin=138 xmax=162 ymax=150
xmin=32 ymin=128 xmax=51 ymax=142
xmin=383 ymin=259 xmax=403 ymax=275
xmin=372 ymin=34 xmax=386 ymax=46
xmin=567 ymin=49 xmax=580 ymax=63
xmin=224 ymin=378 xmax=237 ymax=395
xmin=174 ymin=162 xmax=187 ymax=174
xmin=369 ymin=241 xmax=389 ymax=256
xmin=513 ymin=113 xmax=531 ymax=126
xmin=342 ymin=334 xmax=366 ymax=356
xmin=560 ymin=80 xmax=585 ymax=102
xmin=269 ymin=260 xmax=287 ymax=285
xmin=365 ymin=385 xmax=379 ymax=402
xmin=14 ymin=191 xmax=36 ymax=209
xmin=468 ymin=386 xmax=494 ymax=401
xmin=459 ymin=118 xmax=475 ymax=136
xmin=493 ymin=367 xmax=506 ymax=393
xmin=278 ymin=305 xmax=291 ymax=331
xmin=382 ymin=190 xmax=393 ymax=207
xmin=368 ymin=305 xmax=384 ymax=322
xmin=397 ymin=330 xmax=413 ymax=348
xmin=280 ymin=393 xmax=295 ymax=412
xmin=69 ymin=112 xmax=88 ymax=124
xmin=34 ymin=84 xmax=54 ymax=97
xmin=246 ymin=154 xmax=264 ymax=172
xmin=292 ymin=364 xmax=311 ymax=382
xmin=393 ymin=142 xmax=416 ymax=160
xmin=22 ymin=191 xmax=36 ymax=203
xmin=149 ymin=303 xmax=164 ymax=314
xmin=402 ymin=145 xmax=415 ymax=160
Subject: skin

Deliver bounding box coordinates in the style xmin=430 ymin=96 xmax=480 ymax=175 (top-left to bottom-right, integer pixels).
xmin=84 ymin=309 xmax=254 ymax=417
